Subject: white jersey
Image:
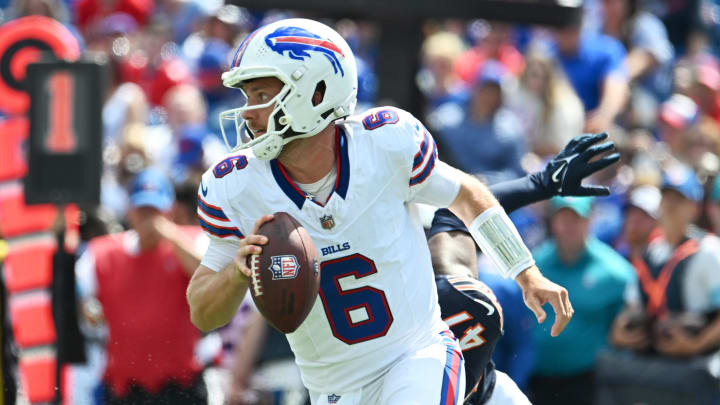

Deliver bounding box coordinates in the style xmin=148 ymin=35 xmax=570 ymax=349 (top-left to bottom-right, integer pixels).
xmin=197 ymin=107 xmax=461 ymax=393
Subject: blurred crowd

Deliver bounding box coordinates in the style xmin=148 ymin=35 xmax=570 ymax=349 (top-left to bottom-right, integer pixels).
xmin=1 ymin=0 xmax=720 ymax=404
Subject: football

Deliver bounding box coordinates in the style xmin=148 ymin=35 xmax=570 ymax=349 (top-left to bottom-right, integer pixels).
xmin=248 ymin=212 xmax=320 ymax=333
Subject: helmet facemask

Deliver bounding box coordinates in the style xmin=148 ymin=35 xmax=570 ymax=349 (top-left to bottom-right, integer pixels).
xmin=218 ymin=18 xmax=359 ymax=160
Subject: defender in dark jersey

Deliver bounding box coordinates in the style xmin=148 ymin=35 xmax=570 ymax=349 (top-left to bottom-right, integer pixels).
xmin=429 ymin=133 xmax=620 ymax=404
xmin=436 ymin=274 xmax=503 ymax=404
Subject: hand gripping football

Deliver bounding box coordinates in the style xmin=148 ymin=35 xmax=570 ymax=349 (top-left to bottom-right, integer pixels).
xmin=248 ymin=212 xmax=320 ymax=333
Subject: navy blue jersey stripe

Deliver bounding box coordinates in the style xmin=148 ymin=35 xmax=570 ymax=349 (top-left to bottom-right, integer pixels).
xmin=335 ymin=127 xmax=350 ymax=199
xmin=412 ymin=131 xmax=430 ymax=171
xmin=197 ymin=195 xmax=230 ymax=221
xmin=199 ymin=217 xmax=244 ymax=239
xmin=410 ymin=139 xmax=437 ymax=186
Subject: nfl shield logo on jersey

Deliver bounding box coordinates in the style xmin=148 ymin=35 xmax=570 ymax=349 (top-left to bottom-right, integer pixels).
xmin=268 ymin=255 xmax=300 ymax=280
xmin=320 ymin=214 xmax=335 ymax=230
xmin=327 ymin=394 xmax=341 ymax=404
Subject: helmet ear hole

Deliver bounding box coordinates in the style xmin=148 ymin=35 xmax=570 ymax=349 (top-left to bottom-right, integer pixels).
xmin=312 ymin=81 xmax=326 ymax=106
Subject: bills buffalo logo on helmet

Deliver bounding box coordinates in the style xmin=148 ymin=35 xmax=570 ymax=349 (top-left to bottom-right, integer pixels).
xmin=265 ymin=26 xmax=346 ymax=76
xmin=269 ymin=255 xmax=300 ymax=280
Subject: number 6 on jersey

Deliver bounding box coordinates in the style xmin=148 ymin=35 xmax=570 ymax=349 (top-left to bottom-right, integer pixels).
xmin=319 ymin=254 xmax=394 ymax=344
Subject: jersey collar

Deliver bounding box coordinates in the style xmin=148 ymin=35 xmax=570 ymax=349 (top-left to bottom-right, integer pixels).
xmin=270 ymin=126 xmax=350 ymax=210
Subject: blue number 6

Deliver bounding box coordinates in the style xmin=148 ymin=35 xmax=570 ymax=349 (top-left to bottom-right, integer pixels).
xmin=362 ymin=109 xmax=399 ymax=130
xmin=319 ymin=254 xmax=394 ymax=344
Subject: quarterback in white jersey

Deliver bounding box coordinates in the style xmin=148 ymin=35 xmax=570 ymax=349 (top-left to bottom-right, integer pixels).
xmin=186 ymin=18 xmax=573 ymax=405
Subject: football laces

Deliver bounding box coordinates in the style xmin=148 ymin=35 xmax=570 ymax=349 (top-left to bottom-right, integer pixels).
xmin=250 ymin=254 xmax=263 ymax=296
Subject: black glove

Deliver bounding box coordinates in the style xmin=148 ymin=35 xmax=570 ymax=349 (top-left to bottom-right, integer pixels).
xmin=540 ymin=133 xmax=621 ymax=196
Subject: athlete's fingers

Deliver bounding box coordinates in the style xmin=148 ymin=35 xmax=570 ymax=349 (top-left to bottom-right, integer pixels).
xmin=580 ymin=142 xmax=615 ymax=161
xmin=525 ymin=294 xmax=546 ymax=324
xmin=573 ymin=132 xmax=608 ymax=153
xmin=582 ymin=153 xmax=621 ymax=176
xmin=251 ymin=214 xmax=275 ymax=235
xmin=549 ymin=289 xmax=573 ymax=337
xmin=244 ymin=234 xmax=268 ymax=246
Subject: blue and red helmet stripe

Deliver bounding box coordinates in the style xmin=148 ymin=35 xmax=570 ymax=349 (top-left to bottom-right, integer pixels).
xmin=231 ymin=28 xmax=261 ymax=68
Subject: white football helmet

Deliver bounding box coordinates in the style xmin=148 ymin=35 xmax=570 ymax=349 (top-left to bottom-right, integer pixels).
xmin=219 ymin=18 xmax=358 ymax=160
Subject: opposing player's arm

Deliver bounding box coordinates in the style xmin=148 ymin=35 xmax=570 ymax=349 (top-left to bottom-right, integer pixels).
xmin=493 ymin=132 xmax=620 ymax=213
xmin=428 ymin=230 xmax=478 ymax=279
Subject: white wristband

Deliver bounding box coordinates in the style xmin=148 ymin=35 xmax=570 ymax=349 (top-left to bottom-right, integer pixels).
xmin=468 ymin=206 xmax=535 ymax=279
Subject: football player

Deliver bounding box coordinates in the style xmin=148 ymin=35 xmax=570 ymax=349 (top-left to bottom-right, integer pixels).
xmin=431 ymin=133 xmax=620 ymax=404
xmin=186 ymin=19 xmax=572 ymax=405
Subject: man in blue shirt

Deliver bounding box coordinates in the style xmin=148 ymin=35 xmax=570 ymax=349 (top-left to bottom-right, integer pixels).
xmin=436 ymin=61 xmax=526 ymax=185
xmin=552 ymin=16 xmax=629 ymax=133
xmin=530 ymin=196 xmax=635 ymax=405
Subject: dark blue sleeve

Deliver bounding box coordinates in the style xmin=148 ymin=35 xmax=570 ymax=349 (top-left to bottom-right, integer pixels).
xmin=428 ymin=173 xmax=551 ymax=238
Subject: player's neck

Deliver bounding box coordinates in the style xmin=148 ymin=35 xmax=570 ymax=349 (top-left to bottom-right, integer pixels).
xmin=278 ymin=125 xmax=337 ymax=184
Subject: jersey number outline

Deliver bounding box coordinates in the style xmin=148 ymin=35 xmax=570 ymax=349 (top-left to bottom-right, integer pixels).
xmin=213 ymin=155 xmax=248 ymax=178
xmin=444 ymin=311 xmax=487 ymax=351
xmin=319 ymin=254 xmax=394 ymax=344
xmin=362 ymin=109 xmax=399 ymax=130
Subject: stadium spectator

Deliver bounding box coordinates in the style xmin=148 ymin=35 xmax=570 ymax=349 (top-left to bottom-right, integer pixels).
xmin=454 ymin=21 xmax=524 ymax=84
xmin=418 ymin=30 xmax=469 ymax=130
xmin=507 ymin=50 xmax=585 ymax=157
xmin=146 ymin=84 xmax=225 ymax=179
xmin=7 ymin=0 xmax=70 ymax=22
xmin=436 ymin=60 xmax=526 ymax=184
xmin=600 ymin=0 xmax=674 ymax=128
xmin=611 ymin=163 xmax=720 ymax=357
xmin=551 ymin=14 xmax=629 ymax=133
xmin=658 ymin=93 xmax=700 ymax=154
xmin=75 ymin=0 xmax=154 ymax=32
xmin=171 ymin=180 xmax=202 ymax=226
xmin=226 ymin=310 xmax=308 ymax=405
xmin=616 ymin=185 xmax=662 ymax=259
xmin=530 ymin=196 xmax=635 ymax=405
xmin=690 ymin=58 xmax=720 ymax=123
xmin=75 ymin=170 xmax=208 ymax=404
xmin=707 ymin=176 xmax=720 ymax=235
xmin=153 ymin=0 xmax=208 ymax=44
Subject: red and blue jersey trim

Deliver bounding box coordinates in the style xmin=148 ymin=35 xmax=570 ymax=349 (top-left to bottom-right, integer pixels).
xmin=198 ymin=217 xmax=244 ymax=239
xmin=197 ymin=195 xmax=230 ymax=222
xmin=410 ymin=131 xmax=438 ymax=186
xmin=439 ymin=330 xmax=463 ymax=405
xmin=270 ymin=127 xmax=350 ymax=209
xmin=412 ymin=131 xmax=431 ymax=171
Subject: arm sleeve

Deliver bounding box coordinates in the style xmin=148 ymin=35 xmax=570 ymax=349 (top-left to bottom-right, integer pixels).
xmin=197 ymin=171 xmax=245 ymax=242
xmin=427 ymin=174 xmax=551 ymax=238
xmin=200 ymin=237 xmax=240 ymax=272
xmin=196 ymin=169 xmax=247 ymax=271
xmin=402 ymin=112 xmax=461 ymax=207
